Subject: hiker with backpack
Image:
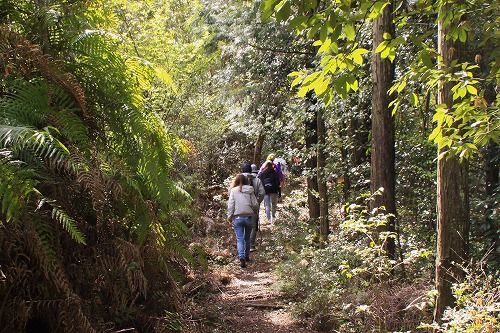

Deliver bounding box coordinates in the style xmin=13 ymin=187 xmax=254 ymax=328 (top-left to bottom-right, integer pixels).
xmin=227 ymin=174 xmax=259 ymax=268
xmin=259 ymin=153 xmax=284 ymax=196
xmin=241 ymin=163 xmax=265 ymax=252
xmin=258 ymin=160 xmax=280 ymax=224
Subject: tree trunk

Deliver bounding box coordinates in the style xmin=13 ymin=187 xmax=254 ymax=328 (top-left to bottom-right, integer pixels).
xmin=371 ymin=0 xmax=396 ymax=259
xmin=342 ymin=98 xmax=371 ymax=202
xmin=317 ymin=107 xmax=329 ymax=241
xmin=305 ymin=95 xmax=320 ymax=224
xmin=484 ymin=143 xmax=498 ymax=256
xmin=253 ymin=126 xmax=265 ymax=165
xmin=434 ymin=2 xmax=470 ymax=322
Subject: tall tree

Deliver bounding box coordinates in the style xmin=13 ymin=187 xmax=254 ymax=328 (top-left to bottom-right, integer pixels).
xmin=317 ymin=105 xmax=329 ymax=240
xmin=434 ymin=0 xmax=470 ymax=321
xmin=305 ymin=94 xmax=321 ymax=223
xmin=253 ymin=126 xmax=266 ymax=165
xmin=371 ymin=0 xmax=396 ymax=259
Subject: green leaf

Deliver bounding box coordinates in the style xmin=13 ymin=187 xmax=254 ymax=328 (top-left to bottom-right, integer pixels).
xmin=302 ymin=71 xmax=320 ymax=85
xmin=276 ymin=0 xmax=291 ymax=22
xmin=318 ymin=38 xmax=332 ymax=54
xmin=459 ymin=28 xmax=467 ymax=42
xmin=334 ymin=75 xmax=348 ymax=98
xmin=396 ymin=80 xmax=407 ymax=93
xmin=410 ymin=92 xmax=419 ymax=106
xmin=345 ymin=24 xmax=355 ymax=41
xmin=369 ymin=1 xmax=390 ymax=20
xmin=323 ymin=88 xmax=334 ymax=106
xmin=466 ymin=85 xmax=477 ymax=95
xmin=298 ymin=85 xmax=311 ymax=98
xmin=319 ymin=23 xmax=329 ymax=42
xmin=288 ymin=71 xmax=304 ymax=77
xmin=331 ymin=24 xmax=343 ymax=41
xmin=329 ymin=12 xmax=338 ymax=27
xmin=308 ymin=21 xmax=323 ymax=39
xmin=347 ymin=78 xmax=359 ymax=91
xmin=289 ymin=16 xmax=308 ymax=29
xmin=314 ymin=77 xmax=331 ymax=96
xmin=421 ymin=52 xmax=434 ymax=69
xmin=352 ymin=48 xmax=369 ymax=65
xmin=330 ymin=41 xmax=339 ymax=53
xmin=375 ymin=41 xmax=388 ymax=54
xmin=291 ymin=76 xmax=303 ymax=87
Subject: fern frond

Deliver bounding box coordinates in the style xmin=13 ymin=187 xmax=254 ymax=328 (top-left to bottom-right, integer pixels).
xmin=0 ymin=27 xmax=87 ymax=113
xmin=1 ymin=79 xmax=89 ymax=146
xmin=0 ymin=125 xmax=74 ymax=172
xmin=0 ymin=149 xmax=38 ymax=222
xmin=39 ymin=199 xmax=86 ymax=245
xmin=1 ymin=79 xmax=49 ymax=127
xmin=153 ymin=220 xmax=194 ymax=266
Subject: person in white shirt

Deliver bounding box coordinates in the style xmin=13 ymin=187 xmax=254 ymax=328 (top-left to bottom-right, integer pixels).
xmin=227 ymin=174 xmax=258 ymax=267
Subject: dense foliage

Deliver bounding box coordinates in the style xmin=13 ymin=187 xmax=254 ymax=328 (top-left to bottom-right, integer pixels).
xmin=0 ymin=0 xmax=498 ymax=332
xmin=0 ymin=0 xmax=205 ymax=331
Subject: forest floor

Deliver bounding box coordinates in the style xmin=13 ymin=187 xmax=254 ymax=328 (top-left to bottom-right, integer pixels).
xmin=190 ymin=201 xmax=319 ymax=333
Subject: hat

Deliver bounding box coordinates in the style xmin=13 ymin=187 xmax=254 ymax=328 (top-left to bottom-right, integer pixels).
xmin=241 ymin=163 xmax=252 ymax=173
xmin=251 ymin=164 xmax=259 ymax=173
xmin=267 ymin=153 xmax=275 ymax=161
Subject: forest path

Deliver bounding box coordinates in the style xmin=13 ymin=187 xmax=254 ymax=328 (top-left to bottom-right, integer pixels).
xmin=205 ymin=204 xmax=318 ymax=333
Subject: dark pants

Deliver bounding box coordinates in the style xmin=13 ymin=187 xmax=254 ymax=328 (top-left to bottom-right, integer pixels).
xmin=250 ymin=213 xmax=259 ymax=248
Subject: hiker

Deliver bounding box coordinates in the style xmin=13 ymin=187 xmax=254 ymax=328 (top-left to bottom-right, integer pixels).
xmin=227 ymin=174 xmax=259 ymax=268
xmin=258 ymin=161 xmax=280 ymax=224
xmin=273 ymin=156 xmax=287 ymax=186
xmin=242 ymin=163 xmax=265 ymax=252
xmin=259 ymin=153 xmax=284 ymax=197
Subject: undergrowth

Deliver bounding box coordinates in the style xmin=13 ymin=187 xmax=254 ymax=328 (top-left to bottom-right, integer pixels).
xmin=266 ymin=183 xmax=436 ymax=332
xmin=421 ymin=264 xmax=500 ymax=332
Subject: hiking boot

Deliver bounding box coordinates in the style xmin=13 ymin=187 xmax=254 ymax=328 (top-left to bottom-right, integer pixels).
xmin=240 ymin=258 xmax=246 ymax=268
xmin=245 ymin=257 xmax=250 ymax=262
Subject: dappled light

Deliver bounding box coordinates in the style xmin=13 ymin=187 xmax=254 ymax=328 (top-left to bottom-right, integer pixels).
xmin=0 ymin=0 xmax=498 ymax=332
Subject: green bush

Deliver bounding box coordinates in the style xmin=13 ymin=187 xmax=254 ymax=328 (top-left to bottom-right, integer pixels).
xmin=267 ymin=189 xmax=434 ymax=332
xmin=422 ymin=265 xmax=500 ymax=333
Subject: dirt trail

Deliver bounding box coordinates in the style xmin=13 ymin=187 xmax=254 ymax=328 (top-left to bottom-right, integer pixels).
xmin=206 ymin=206 xmax=318 ymax=333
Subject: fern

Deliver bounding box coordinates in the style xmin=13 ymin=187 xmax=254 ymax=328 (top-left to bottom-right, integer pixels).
xmin=0 ymin=149 xmax=38 ymax=222
xmin=48 ymin=202 xmax=86 ymax=245
xmin=0 ymin=126 xmax=89 ymax=244
xmin=0 ymin=125 xmax=73 ymax=171
xmin=1 ymin=2 xmax=196 ymax=330
xmin=0 ymin=27 xmax=87 ymax=112
xmin=1 ymin=79 xmax=89 ymax=146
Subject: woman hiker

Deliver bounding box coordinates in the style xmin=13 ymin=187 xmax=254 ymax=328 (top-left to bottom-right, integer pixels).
xmin=258 ymin=160 xmax=280 ymax=224
xmin=227 ymin=174 xmax=259 ymax=268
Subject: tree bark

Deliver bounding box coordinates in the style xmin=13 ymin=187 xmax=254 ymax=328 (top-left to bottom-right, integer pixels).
xmin=434 ymin=2 xmax=470 ymax=322
xmin=484 ymin=143 xmax=499 ymax=255
xmin=305 ymin=95 xmax=320 ymax=224
xmin=317 ymin=107 xmax=329 ymax=241
xmin=371 ymin=1 xmax=396 ymax=259
xmin=253 ymin=126 xmax=265 ymax=165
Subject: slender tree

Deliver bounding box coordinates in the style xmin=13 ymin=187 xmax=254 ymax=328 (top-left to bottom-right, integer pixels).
xmin=371 ymin=0 xmax=397 ymax=259
xmin=317 ymin=106 xmax=329 ymax=240
xmin=254 ymin=126 xmax=265 ymax=165
xmin=305 ymin=93 xmax=321 ymax=223
xmin=434 ymin=0 xmax=470 ymax=321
